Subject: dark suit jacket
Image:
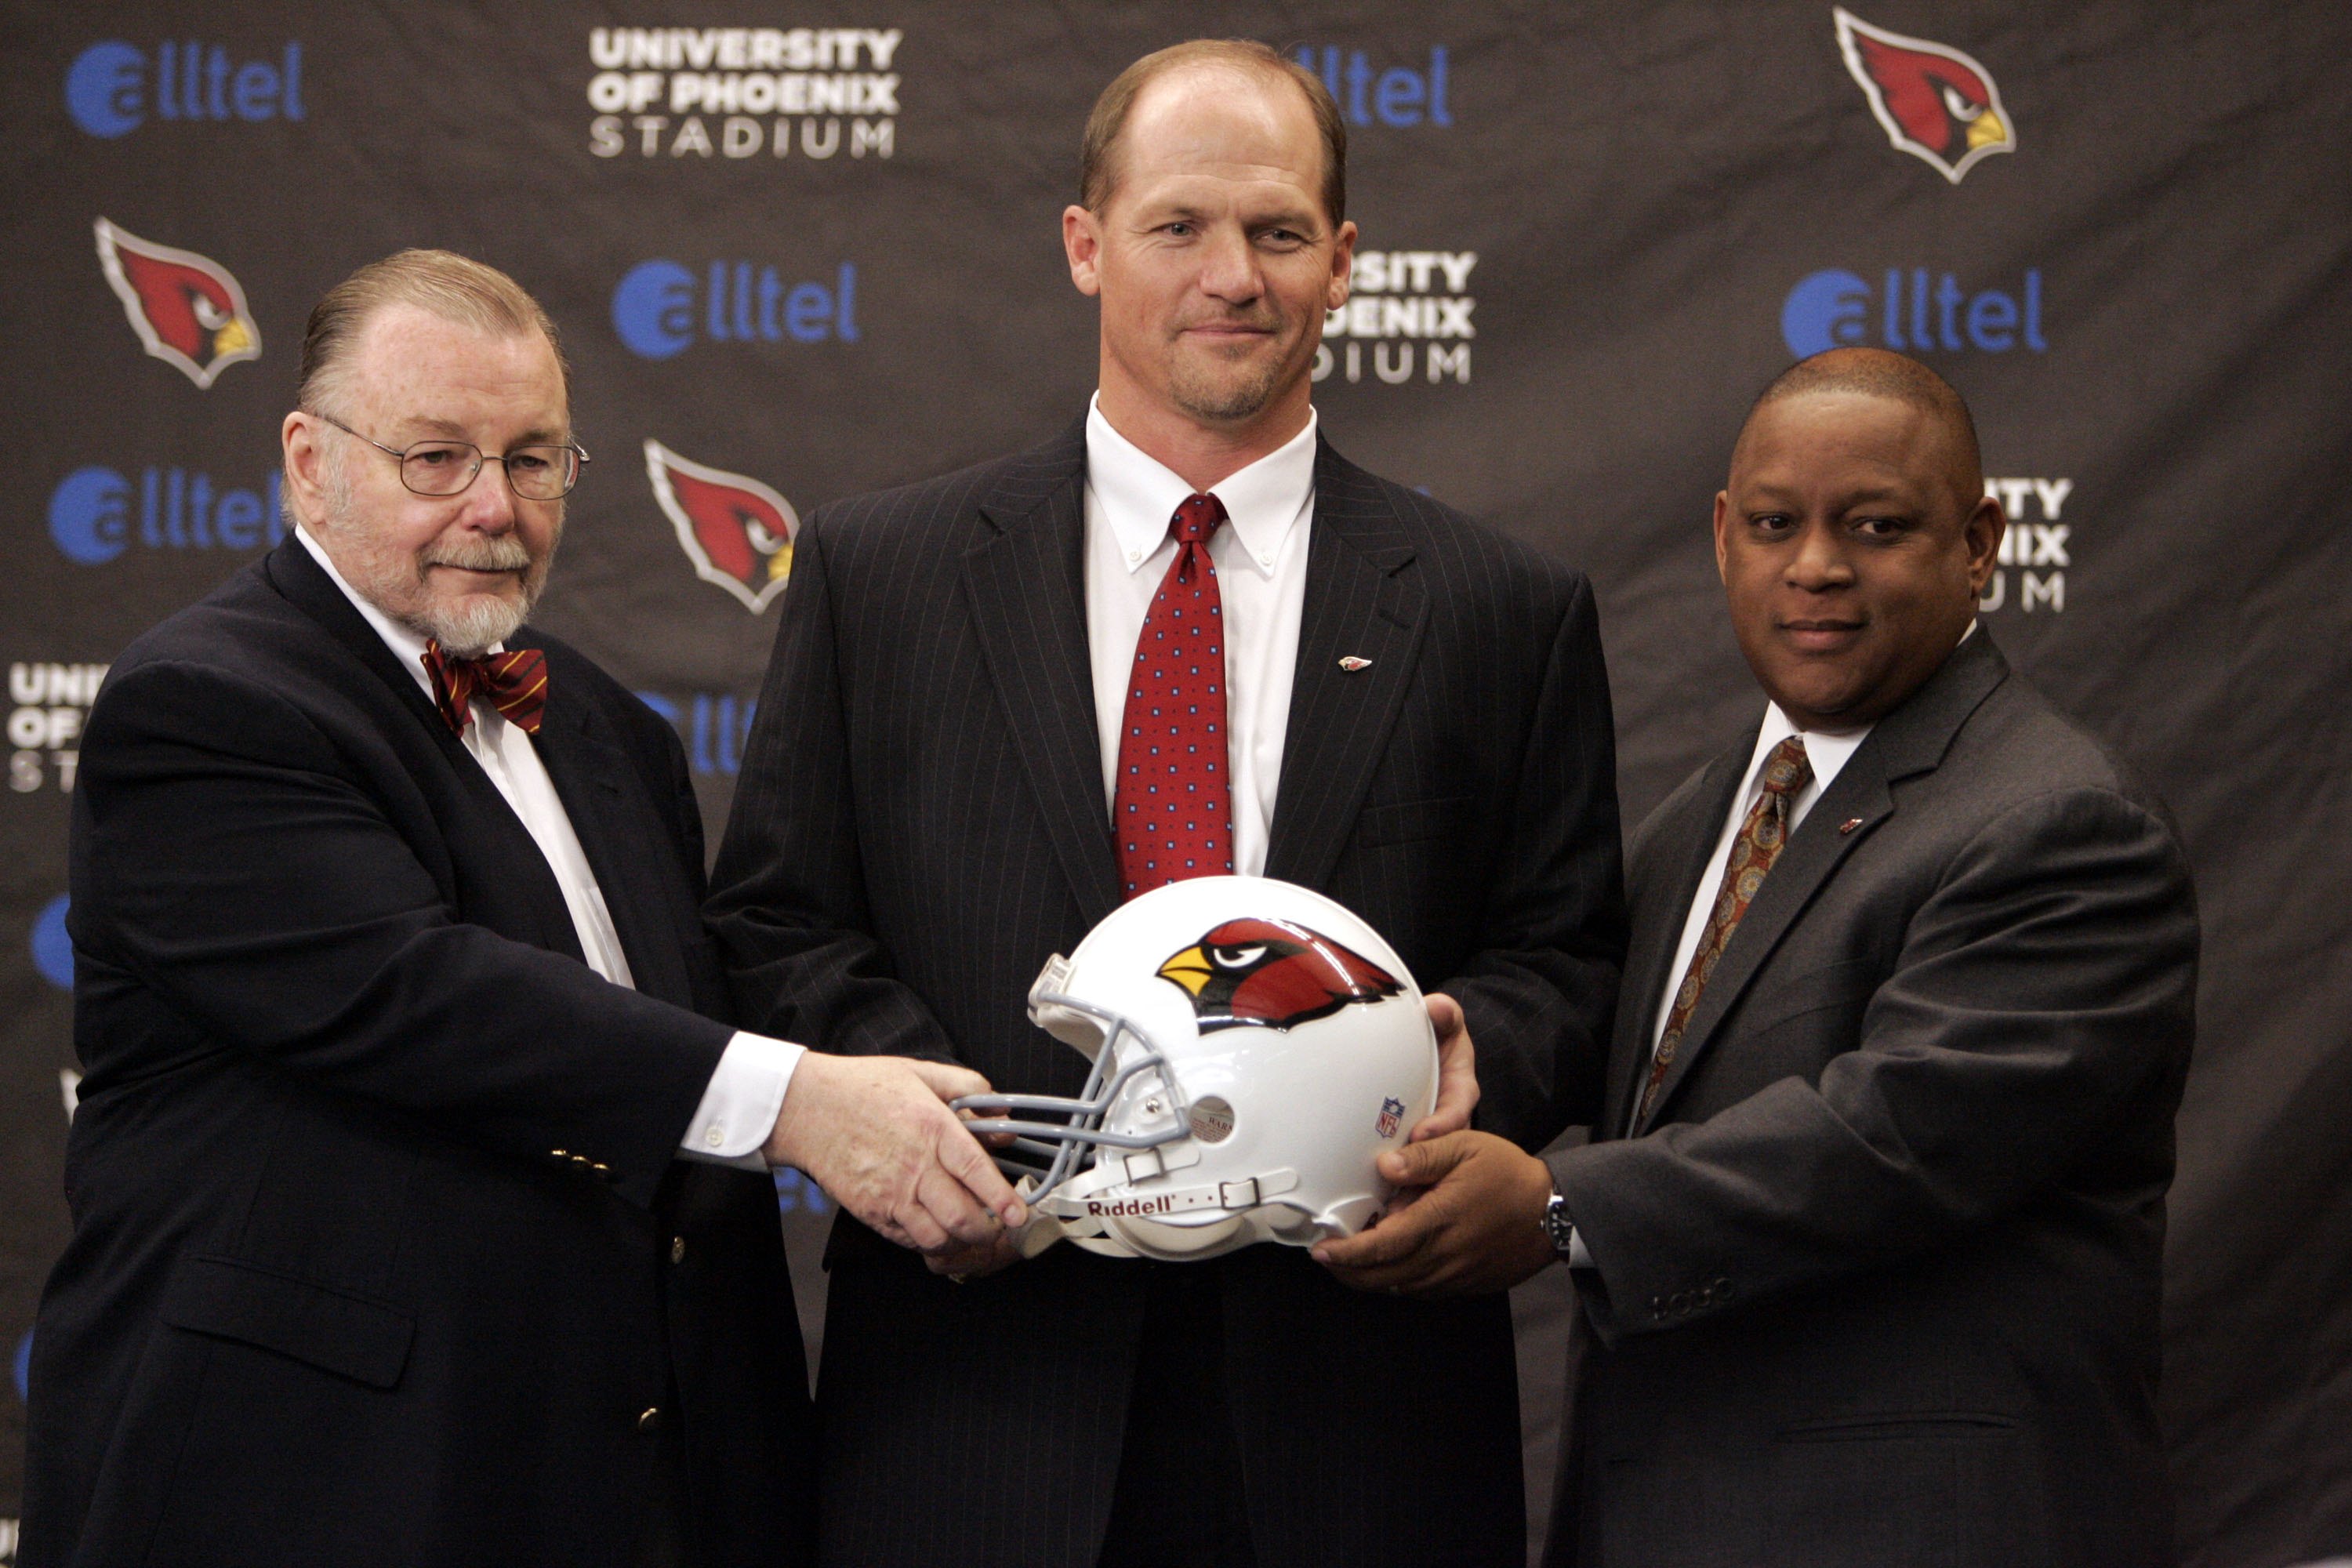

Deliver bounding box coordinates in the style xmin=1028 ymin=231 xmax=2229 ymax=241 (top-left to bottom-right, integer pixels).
xmin=24 ymin=541 xmax=813 ymax=1567
xmin=707 ymin=420 xmax=1626 ymax=1568
xmin=1542 ymin=630 xmax=2197 ymax=1568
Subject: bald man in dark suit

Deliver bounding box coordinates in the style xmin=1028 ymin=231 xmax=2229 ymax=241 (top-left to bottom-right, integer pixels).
xmin=1324 ymin=349 xmax=2198 ymax=1568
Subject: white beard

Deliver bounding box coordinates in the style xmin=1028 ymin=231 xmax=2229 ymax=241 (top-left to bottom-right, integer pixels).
xmin=310 ymin=453 xmax=556 ymax=658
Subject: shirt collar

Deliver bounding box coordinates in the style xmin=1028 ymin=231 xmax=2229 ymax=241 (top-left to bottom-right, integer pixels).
xmin=1745 ymin=703 xmax=1871 ymax=804
xmin=1083 ymin=392 xmax=1317 ymax=579
xmin=295 ymin=524 xmax=502 ymax=699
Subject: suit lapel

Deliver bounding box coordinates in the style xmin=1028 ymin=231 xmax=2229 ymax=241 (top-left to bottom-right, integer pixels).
xmin=262 ymin=541 xmax=586 ymax=965
xmin=960 ymin=423 xmax=1123 ymax=927
xmin=1602 ymin=746 xmax=1748 ymax=1139
xmin=266 ymin=539 xmax=454 ymax=742
xmin=521 ymin=661 xmax=696 ymax=1008
xmin=1264 ymin=440 xmax=1428 ymax=889
xmin=1633 ymin=631 xmax=2013 ymax=1132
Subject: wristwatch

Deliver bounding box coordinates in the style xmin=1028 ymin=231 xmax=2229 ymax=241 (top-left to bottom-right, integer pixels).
xmin=1542 ymin=1186 xmax=1579 ymax=1261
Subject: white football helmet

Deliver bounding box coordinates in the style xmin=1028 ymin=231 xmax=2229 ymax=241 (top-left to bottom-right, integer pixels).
xmin=956 ymin=876 xmax=1438 ymax=1262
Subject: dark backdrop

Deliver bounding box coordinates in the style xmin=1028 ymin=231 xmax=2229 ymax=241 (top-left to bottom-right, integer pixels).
xmin=4 ymin=4 xmax=2347 ymax=1562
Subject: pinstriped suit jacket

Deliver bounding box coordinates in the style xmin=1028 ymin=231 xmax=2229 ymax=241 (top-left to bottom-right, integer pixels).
xmin=710 ymin=419 xmax=1625 ymax=1568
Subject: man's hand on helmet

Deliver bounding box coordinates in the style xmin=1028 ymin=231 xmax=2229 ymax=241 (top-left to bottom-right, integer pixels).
xmin=1411 ymin=992 xmax=1480 ymax=1142
xmin=1310 ymin=1131 xmax=1555 ymax=1297
xmin=764 ymin=1054 xmax=1026 ymax=1254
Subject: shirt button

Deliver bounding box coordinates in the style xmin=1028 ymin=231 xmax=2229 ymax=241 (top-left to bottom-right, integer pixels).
xmin=671 ymin=1236 xmax=688 ymax=1265
xmin=702 ymin=1124 xmax=725 ymax=1149
xmin=637 ymin=1406 xmax=662 ymax=1433
xmin=1128 ymin=550 xmax=1140 ymax=564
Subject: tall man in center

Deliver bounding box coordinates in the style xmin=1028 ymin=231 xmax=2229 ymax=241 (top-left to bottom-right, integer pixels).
xmin=710 ymin=40 xmax=1625 ymax=1568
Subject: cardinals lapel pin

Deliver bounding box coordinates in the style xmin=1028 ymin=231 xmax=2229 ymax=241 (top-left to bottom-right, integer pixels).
xmin=1338 ymin=656 xmax=1373 ymax=672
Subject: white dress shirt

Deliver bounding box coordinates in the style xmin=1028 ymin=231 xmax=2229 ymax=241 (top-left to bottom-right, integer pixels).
xmin=1083 ymin=394 xmax=1316 ymax=873
xmin=296 ymin=527 xmax=797 ymax=1169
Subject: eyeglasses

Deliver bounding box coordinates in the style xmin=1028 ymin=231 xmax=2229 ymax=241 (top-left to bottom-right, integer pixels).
xmin=315 ymin=412 xmax=589 ymax=500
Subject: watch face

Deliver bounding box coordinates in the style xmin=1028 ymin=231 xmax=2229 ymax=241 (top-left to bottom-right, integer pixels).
xmin=1544 ymin=1192 xmax=1576 ymax=1252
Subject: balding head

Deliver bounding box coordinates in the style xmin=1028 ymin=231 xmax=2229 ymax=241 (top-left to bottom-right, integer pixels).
xmin=1079 ymin=39 xmax=1347 ymax=226
xmin=1737 ymin=347 xmax=1983 ymax=516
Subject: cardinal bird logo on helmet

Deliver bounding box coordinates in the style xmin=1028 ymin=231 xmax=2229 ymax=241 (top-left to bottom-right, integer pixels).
xmin=95 ymin=219 xmax=261 ymax=390
xmin=1834 ymin=7 xmax=2016 ymax=184
xmin=1156 ymin=918 xmax=1403 ymax=1034
xmin=644 ymin=439 xmax=800 ymax=612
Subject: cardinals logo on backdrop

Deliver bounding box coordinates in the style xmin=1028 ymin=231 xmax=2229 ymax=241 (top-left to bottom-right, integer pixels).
xmin=1833 ymin=7 xmax=2016 ymax=183
xmin=643 ymin=439 xmax=799 ymax=612
xmin=94 ymin=218 xmax=261 ymax=389
xmin=1156 ymin=918 xmax=1403 ymax=1034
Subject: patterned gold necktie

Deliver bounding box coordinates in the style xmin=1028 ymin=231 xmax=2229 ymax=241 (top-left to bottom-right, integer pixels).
xmin=1632 ymin=735 xmax=1813 ymax=1131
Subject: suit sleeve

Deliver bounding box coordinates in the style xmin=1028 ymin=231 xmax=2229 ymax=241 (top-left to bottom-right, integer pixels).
xmin=706 ymin=514 xmax=961 ymax=1061
xmin=1547 ymin=785 xmax=2197 ymax=1345
xmin=1451 ymin=571 xmax=1628 ymax=1149
xmin=71 ymin=659 xmax=733 ymax=1209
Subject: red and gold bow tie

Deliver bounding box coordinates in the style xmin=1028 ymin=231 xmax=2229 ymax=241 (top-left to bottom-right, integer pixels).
xmin=423 ymin=641 xmax=548 ymax=736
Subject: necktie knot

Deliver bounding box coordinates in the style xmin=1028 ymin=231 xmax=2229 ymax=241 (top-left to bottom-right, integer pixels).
xmin=1171 ymin=492 xmax=1226 ymax=546
xmin=1759 ymin=735 xmax=1812 ymax=797
xmin=424 ymin=641 xmax=549 ymax=736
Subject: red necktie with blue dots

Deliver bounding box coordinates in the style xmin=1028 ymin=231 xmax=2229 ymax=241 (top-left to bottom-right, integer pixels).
xmin=1113 ymin=493 xmax=1233 ymax=898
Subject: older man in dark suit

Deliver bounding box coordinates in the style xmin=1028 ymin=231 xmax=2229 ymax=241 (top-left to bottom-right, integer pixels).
xmin=707 ymin=38 xmax=1624 ymax=1568
xmin=1323 ymin=348 xmax=2198 ymax=1568
xmin=23 ymin=250 xmax=1018 ymax=1567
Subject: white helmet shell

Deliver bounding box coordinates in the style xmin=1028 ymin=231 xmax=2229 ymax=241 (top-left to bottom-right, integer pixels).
xmin=964 ymin=876 xmax=1439 ymax=1262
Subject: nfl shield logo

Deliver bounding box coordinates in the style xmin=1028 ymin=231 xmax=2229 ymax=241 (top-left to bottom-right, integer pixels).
xmin=1375 ymin=1097 xmax=1405 ymax=1139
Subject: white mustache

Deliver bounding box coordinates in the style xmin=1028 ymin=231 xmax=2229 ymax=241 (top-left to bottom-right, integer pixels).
xmin=423 ymin=539 xmax=533 ymax=574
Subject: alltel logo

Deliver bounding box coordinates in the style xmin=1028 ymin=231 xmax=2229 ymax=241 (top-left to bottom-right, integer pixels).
xmin=1781 ymin=267 xmax=2045 ymax=358
xmin=612 ymin=260 xmax=858 ymax=360
xmin=67 ymin=40 xmax=305 ymax=137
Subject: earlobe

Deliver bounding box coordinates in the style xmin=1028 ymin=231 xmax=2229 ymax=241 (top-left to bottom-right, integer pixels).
xmin=1965 ymin=495 xmax=2005 ymax=586
xmin=282 ymin=414 xmax=317 ymax=506
xmin=1330 ymin=220 xmax=1358 ymax=310
xmin=1062 ymin=205 xmax=1102 ymax=297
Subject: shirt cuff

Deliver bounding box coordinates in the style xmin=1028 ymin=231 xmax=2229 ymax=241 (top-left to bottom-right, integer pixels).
xmin=1566 ymin=1227 xmax=1594 ymax=1269
xmin=677 ymin=1030 xmax=804 ymax=1171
